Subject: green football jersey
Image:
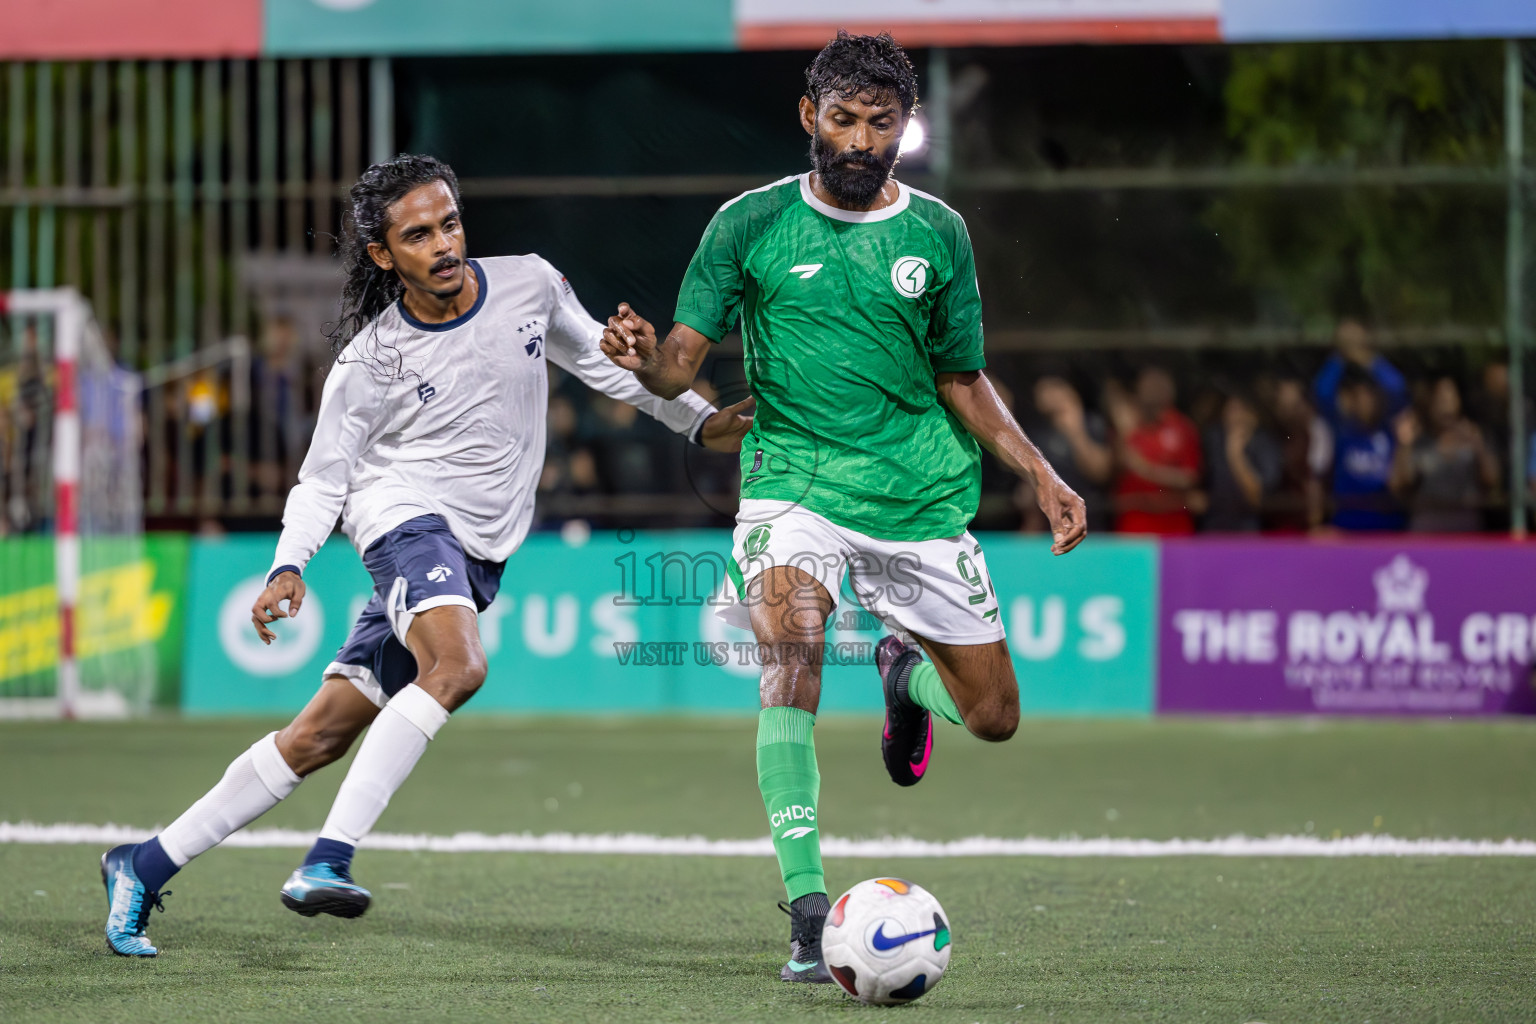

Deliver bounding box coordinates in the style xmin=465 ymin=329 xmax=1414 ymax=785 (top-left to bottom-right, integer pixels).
xmin=675 ymin=173 xmax=986 ymax=541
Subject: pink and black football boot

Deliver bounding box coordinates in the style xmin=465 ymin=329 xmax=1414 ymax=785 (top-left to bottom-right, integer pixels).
xmin=876 ymin=635 xmax=933 ymax=787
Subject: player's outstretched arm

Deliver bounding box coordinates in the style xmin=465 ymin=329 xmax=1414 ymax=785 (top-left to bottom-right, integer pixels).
xmin=256 ymin=359 xmax=379 ymax=643
xmin=546 ymin=276 xmax=754 ymax=450
xmin=599 ymin=303 xmax=713 ymax=400
xmin=937 ymin=369 xmax=1088 ymax=555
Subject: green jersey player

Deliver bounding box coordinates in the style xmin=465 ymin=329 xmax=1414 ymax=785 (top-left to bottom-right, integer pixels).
xmin=601 ymin=31 xmax=1086 ymax=984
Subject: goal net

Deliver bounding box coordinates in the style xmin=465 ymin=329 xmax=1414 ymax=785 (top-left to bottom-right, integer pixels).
xmin=0 ymin=289 xmax=156 ymax=717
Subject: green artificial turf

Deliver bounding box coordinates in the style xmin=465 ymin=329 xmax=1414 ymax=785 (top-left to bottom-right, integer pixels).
xmin=2 ymin=716 xmax=1534 ymax=1022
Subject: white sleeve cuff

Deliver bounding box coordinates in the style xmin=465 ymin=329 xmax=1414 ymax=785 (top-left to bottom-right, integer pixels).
xmin=676 ymin=391 xmax=716 ymax=444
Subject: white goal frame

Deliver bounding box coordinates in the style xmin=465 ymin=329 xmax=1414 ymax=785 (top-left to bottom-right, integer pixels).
xmin=0 ymin=288 xmax=144 ymax=718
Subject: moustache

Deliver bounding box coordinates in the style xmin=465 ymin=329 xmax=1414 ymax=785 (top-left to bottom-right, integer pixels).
xmin=833 ymin=151 xmax=884 ymax=171
xmin=430 ymin=256 xmax=461 ymax=275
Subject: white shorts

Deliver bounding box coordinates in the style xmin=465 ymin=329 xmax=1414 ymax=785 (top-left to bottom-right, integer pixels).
xmin=716 ymin=499 xmax=1006 ymax=646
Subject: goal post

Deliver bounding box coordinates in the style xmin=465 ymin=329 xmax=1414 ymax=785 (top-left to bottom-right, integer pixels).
xmin=0 ymin=288 xmax=155 ymax=718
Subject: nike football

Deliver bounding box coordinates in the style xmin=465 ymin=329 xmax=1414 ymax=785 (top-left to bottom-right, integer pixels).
xmin=821 ymin=877 xmax=952 ymax=1004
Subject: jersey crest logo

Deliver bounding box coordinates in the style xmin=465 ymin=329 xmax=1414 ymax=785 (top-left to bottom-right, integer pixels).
xmin=788 ymin=263 xmax=823 ymax=279
xmin=744 ymin=524 xmax=773 ymax=558
xmin=890 ymin=255 xmax=930 ymax=298
xmin=417 ymin=382 xmax=436 ymax=403
xmin=426 ymin=564 xmax=454 ymax=583
xmin=517 ymin=319 xmax=545 ymax=358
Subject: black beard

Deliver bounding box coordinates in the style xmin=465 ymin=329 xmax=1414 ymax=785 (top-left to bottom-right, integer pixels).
xmin=809 ymin=130 xmax=896 ymax=208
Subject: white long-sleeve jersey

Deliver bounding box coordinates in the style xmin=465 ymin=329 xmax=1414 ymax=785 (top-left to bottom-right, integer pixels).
xmin=269 ymin=255 xmax=712 ymax=578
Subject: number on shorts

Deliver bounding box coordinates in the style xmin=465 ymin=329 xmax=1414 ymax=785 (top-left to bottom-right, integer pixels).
xmin=956 ymin=548 xmax=999 ymax=621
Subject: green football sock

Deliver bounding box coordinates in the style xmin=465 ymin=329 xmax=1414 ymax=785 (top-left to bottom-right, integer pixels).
xmin=908 ymin=661 xmax=964 ymax=725
xmin=756 ymin=706 xmax=825 ymax=902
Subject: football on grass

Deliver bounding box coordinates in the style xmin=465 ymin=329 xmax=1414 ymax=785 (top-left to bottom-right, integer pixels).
xmin=821 ymin=877 xmax=952 ymax=1004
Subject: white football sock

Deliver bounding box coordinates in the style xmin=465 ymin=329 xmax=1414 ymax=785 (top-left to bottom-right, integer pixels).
xmin=157 ymin=731 xmax=302 ymax=866
xmin=316 ymin=684 xmax=450 ymax=846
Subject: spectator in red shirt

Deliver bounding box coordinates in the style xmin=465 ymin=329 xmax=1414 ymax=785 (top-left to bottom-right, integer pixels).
xmin=1107 ymin=367 xmax=1203 ymax=534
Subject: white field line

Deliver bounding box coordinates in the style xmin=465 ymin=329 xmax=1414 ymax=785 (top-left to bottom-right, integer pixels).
xmin=3 ymin=822 xmax=1536 ymax=857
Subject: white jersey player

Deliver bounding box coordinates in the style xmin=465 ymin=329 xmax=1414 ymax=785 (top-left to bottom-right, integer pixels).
xmin=98 ymin=155 xmax=753 ymax=957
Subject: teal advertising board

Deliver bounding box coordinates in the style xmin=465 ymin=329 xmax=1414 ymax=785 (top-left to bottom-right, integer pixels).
xmin=182 ymin=531 xmax=1157 ymax=716
xmin=983 ymin=538 xmax=1157 ymax=714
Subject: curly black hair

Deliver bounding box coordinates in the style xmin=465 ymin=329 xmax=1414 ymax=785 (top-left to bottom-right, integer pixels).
xmin=804 ymin=31 xmax=918 ymax=117
xmin=326 ymin=153 xmax=463 ymax=374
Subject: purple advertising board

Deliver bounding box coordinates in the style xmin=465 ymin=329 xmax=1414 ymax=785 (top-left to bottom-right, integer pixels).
xmin=1158 ymin=539 xmax=1536 ymax=715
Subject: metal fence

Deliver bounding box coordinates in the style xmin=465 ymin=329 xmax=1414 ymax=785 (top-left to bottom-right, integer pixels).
xmin=1 ymin=45 xmax=1532 ymax=532
xmin=2 ymin=58 xmax=387 ymax=521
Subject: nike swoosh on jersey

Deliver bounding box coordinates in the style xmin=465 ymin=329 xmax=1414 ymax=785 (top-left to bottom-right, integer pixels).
xmin=870 ymin=923 xmax=938 ymax=951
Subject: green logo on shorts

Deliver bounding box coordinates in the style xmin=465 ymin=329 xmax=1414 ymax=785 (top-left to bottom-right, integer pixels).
xmin=744 ymin=524 xmax=773 ymax=558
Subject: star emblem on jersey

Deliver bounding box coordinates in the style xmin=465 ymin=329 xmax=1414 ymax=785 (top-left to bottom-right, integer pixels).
xmin=890 ymin=255 xmax=930 ymax=299
xmin=516 ymin=320 xmax=545 ymax=358
xmin=426 ymin=564 xmax=454 ymax=582
xmin=789 ymin=263 xmax=823 ymax=279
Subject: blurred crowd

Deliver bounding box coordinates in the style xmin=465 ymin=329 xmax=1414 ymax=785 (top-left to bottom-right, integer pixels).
xmin=1010 ymin=320 xmax=1525 ymax=536
xmin=3 ymin=314 xmax=1533 ymax=537
xmin=536 ymin=370 xmax=742 ymax=528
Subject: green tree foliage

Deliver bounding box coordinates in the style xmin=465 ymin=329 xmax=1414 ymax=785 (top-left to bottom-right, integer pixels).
xmin=1209 ymin=41 xmax=1507 ymax=328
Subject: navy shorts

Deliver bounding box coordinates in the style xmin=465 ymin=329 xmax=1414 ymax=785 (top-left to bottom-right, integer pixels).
xmin=324 ymin=515 xmax=504 ymax=707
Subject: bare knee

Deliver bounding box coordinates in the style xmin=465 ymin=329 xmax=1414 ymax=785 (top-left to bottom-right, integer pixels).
xmin=964 ymin=700 xmax=1019 ymax=743
xmin=421 ymin=652 xmax=487 ymax=711
xmin=277 ymin=721 xmax=359 ymax=776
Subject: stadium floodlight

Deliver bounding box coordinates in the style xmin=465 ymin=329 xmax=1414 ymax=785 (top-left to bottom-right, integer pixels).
xmin=899 ymin=115 xmax=927 ymax=157
xmin=0 ymin=289 xmax=153 ymax=719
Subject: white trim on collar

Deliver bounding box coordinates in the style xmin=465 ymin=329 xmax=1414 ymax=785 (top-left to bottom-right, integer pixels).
xmin=798 ymin=172 xmax=910 ymax=223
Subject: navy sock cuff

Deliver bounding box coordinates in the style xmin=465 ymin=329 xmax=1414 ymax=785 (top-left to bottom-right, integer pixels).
xmin=303 ymin=837 xmax=356 ymax=868
xmin=132 ymin=837 xmax=180 ymax=893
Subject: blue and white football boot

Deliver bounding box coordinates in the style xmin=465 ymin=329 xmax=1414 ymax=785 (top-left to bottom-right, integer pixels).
xmin=101 ymin=844 xmax=170 ymax=957
xmin=279 ymin=862 xmax=372 ymax=919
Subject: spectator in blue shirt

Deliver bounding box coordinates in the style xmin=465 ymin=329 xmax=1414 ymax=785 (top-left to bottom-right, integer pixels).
xmin=1313 ymin=320 xmax=1408 ymax=531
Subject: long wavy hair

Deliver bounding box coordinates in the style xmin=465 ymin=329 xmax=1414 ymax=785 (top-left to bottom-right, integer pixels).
xmin=326 ymin=154 xmax=463 ymax=377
